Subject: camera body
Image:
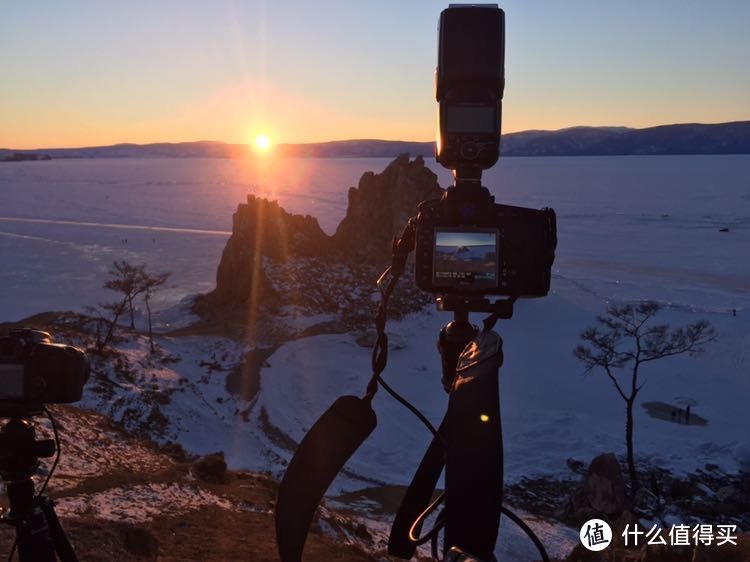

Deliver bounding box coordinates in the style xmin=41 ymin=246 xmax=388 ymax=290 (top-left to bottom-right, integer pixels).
xmin=0 ymin=329 xmax=89 ymax=412
xmin=415 ymin=183 xmax=556 ymax=297
xmin=436 ymin=4 xmax=505 ymax=171
xmin=416 ymin=4 xmax=556 ymax=298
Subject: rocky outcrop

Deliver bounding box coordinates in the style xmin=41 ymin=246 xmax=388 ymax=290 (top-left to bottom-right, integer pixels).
xmin=192 ymin=452 xmax=228 ymax=484
xmin=566 ymin=453 xmax=628 ymax=524
xmin=206 ymin=195 xmax=331 ymax=309
xmin=332 ymin=154 xmax=443 ymax=264
xmin=194 ymin=156 xmax=440 ymax=337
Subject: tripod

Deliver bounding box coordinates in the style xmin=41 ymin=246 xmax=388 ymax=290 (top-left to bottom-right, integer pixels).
xmin=0 ymin=414 xmax=78 ymax=562
xmin=384 ymin=296 xmax=513 ymax=561
xmin=275 ymin=167 xmax=552 ymax=561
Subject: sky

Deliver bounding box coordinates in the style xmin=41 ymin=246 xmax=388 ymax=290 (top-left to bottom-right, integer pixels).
xmin=1 ymin=0 xmax=749 ymax=149
xmin=437 ymin=231 xmax=496 ymax=248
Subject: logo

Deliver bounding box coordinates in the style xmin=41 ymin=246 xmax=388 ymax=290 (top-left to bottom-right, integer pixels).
xmin=580 ymin=519 xmax=613 ymax=551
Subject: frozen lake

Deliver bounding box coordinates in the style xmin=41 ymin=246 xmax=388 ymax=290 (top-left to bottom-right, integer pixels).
xmin=1 ymin=155 xmax=748 ymax=322
xmin=4 ymin=155 xmax=749 ymax=556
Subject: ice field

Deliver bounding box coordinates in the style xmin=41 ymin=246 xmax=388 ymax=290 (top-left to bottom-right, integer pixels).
xmin=2 ymin=154 xmax=749 ymax=558
xmin=2 ymin=154 xmax=749 ymax=480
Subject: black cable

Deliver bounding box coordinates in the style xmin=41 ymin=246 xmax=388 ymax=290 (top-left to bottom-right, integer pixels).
xmin=38 ymin=406 xmax=61 ymax=497
xmin=367 ymin=265 xmax=442 ymax=439
xmin=408 ymin=491 xmax=445 ymax=545
xmin=431 ymin=509 xmax=445 ymax=559
xmin=500 ymin=506 xmax=550 ymax=562
xmin=377 ymin=375 xmax=440 ymax=438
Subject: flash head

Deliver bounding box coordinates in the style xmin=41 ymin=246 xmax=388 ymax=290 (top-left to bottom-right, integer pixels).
xmin=436 ymin=4 xmax=505 ymax=174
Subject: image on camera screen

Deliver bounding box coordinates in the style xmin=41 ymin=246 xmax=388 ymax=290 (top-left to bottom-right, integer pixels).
xmin=0 ymin=364 xmax=25 ymax=399
xmin=434 ymin=228 xmax=499 ymax=289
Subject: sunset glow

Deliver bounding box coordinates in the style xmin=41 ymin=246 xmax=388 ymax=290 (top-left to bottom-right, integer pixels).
xmin=254 ymin=134 xmax=272 ymax=152
xmin=1 ymin=3 xmax=749 ymax=149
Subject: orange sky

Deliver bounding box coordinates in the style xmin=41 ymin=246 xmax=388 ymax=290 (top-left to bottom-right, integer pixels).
xmin=2 ymin=1 xmax=749 ymax=149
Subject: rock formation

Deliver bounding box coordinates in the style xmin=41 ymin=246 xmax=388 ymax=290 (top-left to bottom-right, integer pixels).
xmin=194 ymin=155 xmax=441 ymax=337
xmin=332 ymin=154 xmax=443 ymax=264
xmin=566 ymin=452 xmax=628 ymax=524
xmin=207 ymin=196 xmax=330 ymax=308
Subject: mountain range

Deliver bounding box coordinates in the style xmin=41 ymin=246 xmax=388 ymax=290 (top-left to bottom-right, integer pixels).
xmin=2 ymin=120 xmax=749 ymax=160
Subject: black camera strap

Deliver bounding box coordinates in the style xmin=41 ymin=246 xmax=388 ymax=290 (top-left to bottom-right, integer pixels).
xmin=388 ymin=421 xmax=446 ymax=558
xmin=275 ymin=223 xmax=416 ymax=562
xmin=275 ymin=394 xmax=377 ymax=562
xmin=388 ymin=329 xmax=504 ymax=560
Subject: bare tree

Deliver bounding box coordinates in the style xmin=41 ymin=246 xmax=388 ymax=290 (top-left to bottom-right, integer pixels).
xmin=140 ymin=270 xmax=170 ymax=352
xmin=87 ymin=299 xmax=128 ymax=354
xmin=573 ymin=301 xmax=716 ymax=492
xmin=104 ymin=261 xmax=146 ymax=329
xmin=95 ymin=261 xmax=170 ymax=353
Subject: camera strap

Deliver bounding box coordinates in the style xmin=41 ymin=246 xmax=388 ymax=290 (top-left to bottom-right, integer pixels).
xmin=388 ymin=421 xmax=446 ymax=558
xmin=389 ymin=329 xmax=504 ymax=560
xmin=276 ymin=222 xmax=417 ymax=562
xmin=275 ymin=395 xmax=377 ymax=562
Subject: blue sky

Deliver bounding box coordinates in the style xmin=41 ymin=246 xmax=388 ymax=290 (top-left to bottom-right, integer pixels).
xmin=1 ymin=0 xmax=748 ymax=147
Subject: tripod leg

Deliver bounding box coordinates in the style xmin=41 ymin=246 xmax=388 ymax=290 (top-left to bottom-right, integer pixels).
xmin=40 ymin=497 xmax=79 ymax=562
xmin=6 ymin=481 xmax=57 ymax=562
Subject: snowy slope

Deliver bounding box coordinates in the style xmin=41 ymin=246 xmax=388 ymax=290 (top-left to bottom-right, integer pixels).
xmin=257 ymin=288 xmax=749 ymax=490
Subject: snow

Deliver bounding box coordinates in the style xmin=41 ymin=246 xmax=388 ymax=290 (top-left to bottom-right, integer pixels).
xmin=56 ymin=482 xmax=234 ymax=523
xmin=2 ymin=155 xmax=749 ymax=557
xmin=34 ymin=408 xmax=172 ymax=492
xmin=256 ymin=295 xmax=750 ymax=489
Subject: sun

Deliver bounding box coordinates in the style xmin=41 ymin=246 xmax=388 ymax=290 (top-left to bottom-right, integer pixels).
xmin=254 ymin=134 xmax=272 ymax=152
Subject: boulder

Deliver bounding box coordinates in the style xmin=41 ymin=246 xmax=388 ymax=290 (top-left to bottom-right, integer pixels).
xmin=567 ymin=453 xmax=628 ymax=523
xmin=191 ymin=452 xmax=228 ymax=484
xmin=121 ymin=524 xmax=159 ymax=558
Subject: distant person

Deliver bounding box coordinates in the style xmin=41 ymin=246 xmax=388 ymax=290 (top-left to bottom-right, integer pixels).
xmin=686 ymin=404 xmax=691 ymax=425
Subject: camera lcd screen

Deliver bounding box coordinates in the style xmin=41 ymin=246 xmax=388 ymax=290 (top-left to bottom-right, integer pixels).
xmin=0 ymin=364 xmax=25 ymax=399
xmin=446 ymin=106 xmax=496 ymax=134
xmin=434 ymin=228 xmax=499 ymax=290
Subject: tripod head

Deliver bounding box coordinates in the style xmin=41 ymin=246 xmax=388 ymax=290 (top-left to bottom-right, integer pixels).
xmin=0 ymin=415 xmax=56 ymax=483
xmin=0 ymin=413 xmax=79 ymax=562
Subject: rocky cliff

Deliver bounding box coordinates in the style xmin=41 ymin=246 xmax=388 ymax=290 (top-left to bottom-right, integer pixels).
xmin=193 ymin=155 xmax=440 ymax=338
xmin=207 ymin=196 xmax=331 ymax=308
xmin=332 ymin=154 xmax=443 ymax=263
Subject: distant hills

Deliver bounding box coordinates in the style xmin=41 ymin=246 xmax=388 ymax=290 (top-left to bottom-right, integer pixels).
xmin=2 ymin=121 xmax=750 ymax=160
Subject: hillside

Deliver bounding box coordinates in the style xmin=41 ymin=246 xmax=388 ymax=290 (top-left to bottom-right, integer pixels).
xmin=3 ymin=121 xmax=749 ymax=160
xmin=0 ymin=405 xmax=390 ymax=561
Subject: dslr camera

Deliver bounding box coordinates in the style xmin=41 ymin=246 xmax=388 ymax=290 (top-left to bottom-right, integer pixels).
xmin=0 ymin=329 xmax=89 ymax=415
xmin=415 ymin=4 xmax=556 ymax=298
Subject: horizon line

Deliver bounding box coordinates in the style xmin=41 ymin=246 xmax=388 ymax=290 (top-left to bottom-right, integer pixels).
xmin=3 ymin=119 xmax=749 ymax=152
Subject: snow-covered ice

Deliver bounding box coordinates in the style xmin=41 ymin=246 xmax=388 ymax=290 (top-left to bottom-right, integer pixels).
xmin=2 ymin=155 xmax=748 ymax=321
xmin=2 ymin=155 xmax=749 ymax=557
